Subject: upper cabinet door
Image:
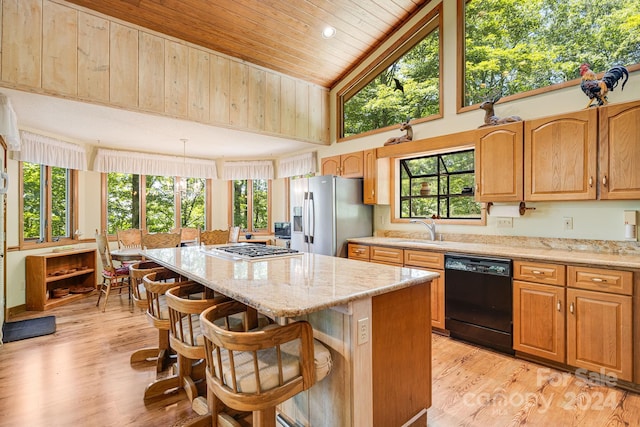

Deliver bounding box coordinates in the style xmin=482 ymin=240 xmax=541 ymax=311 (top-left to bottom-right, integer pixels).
xmin=524 ymin=109 xmax=597 ymax=201
xmin=475 ymin=122 xmax=524 ymax=202
xmin=599 ymin=100 xmax=640 ymax=200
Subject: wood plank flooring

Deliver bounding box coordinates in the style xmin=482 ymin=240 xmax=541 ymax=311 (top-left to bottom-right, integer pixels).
xmin=2 ymin=293 xmax=640 ymax=426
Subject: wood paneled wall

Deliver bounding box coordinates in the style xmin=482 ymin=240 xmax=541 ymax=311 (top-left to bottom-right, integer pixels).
xmin=0 ymin=0 xmax=330 ymax=145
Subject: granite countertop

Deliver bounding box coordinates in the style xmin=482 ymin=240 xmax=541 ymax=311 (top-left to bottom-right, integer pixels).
xmin=141 ymin=246 xmax=438 ymax=318
xmin=347 ymin=236 xmax=640 ymax=270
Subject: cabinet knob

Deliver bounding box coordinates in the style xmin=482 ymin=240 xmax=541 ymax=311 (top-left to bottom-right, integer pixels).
xmin=602 ymin=176 xmax=608 ymax=187
xmin=591 ymin=277 xmax=605 ymax=283
xmin=557 ymin=300 xmax=561 ymax=312
xmin=588 ymin=176 xmax=593 ymax=187
xmin=531 ymin=270 xmax=543 ymax=275
xmin=569 ymin=302 xmax=574 ymax=314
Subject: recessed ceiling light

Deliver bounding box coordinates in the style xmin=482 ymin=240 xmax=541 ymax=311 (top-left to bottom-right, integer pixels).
xmin=322 ymin=26 xmax=336 ymax=39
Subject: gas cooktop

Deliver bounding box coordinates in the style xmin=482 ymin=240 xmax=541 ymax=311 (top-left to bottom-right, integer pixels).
xmin=203 ymin=243 xmax=301 ymax=260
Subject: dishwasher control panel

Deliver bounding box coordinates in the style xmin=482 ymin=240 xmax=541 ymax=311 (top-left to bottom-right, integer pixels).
xmin=444 ymin=253 xmax=511 ymax=277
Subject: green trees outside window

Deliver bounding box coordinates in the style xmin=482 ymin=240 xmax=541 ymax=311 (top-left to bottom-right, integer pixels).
xmin=145 ymin=175 xmax=176 ymax=233
xmin=106 ymin=173 xmax=140 ymax=234
xmin=180 ymin=177 xmax=206 ymax=230
xmin=22 ymin=162 xmax=73 ymax=243
xmin=463 ymin=0 xmax=640 ymax=106
xmin=231 ymin=179 xmax=270 ymax=232
xmin=340 ymin=6 xmax=441 ymax=138
xmin=400 ymin=150 xmax=481 ymax=220
xmin=105 ymin=173 xmax=206 ymax=234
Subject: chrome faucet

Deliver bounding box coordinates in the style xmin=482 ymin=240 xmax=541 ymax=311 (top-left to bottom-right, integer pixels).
xmin=410 ymin=218 xmax=437 ymax=241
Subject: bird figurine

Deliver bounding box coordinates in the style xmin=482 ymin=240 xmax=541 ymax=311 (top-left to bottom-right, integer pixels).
xmin=579 ymin=63 xmax=629 ymax=108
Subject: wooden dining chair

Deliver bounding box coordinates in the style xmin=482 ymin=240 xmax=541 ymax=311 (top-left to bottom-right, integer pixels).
xmin=116 ymin=228 xmax=142 ymax=249
xmin=142 ymin=231 xmax=182 ymax=249
xmin=191 ymin=300 xmax=332 ymax=427
xmin=198 ymin=229 xmax=230 ymax=245
xmin=95 ymin=229 xmax=131 ymax=312
xmin=171 ymin=227 xmax=199 ymax=245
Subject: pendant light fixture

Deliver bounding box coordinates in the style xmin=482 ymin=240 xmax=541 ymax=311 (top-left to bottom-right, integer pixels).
xmin=178 ymin=138 xmax=188 ymax=195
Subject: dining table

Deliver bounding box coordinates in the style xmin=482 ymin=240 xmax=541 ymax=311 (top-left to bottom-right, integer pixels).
xmin=110 ymin=248 xmax=143 ymax=262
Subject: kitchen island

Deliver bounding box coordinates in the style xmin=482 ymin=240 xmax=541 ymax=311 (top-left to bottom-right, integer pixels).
xmin=142 ymin=245 xmax=438 ymax=427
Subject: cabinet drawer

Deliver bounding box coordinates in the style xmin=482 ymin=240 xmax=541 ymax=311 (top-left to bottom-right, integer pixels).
xmin=513 ymin=261 xmax=565 ymax=286
xmin=567 ymin=266 xmax=632 ymax=295
xmin=404 ymin=250 xmax=444 ymax=269
xmin=348 ymin=244 xmax=370 ymax=261
xmin=370 ymin=246 xmax=403 ymax=265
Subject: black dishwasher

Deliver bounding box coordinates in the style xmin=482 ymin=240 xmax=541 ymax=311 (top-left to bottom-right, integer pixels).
xmin=444 ymin=253 xmax=514 ymax=355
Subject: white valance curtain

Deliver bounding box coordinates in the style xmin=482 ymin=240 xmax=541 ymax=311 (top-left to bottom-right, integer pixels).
xmin=221 ymin=160 xmax=274 ymax=180
xmin=277 ymin=151 xmax=317 ymax=178
xmin=13 ymin=130 xmax=87 ymax=170
xmin=93 ymin=148 xmax=218 ymax=179
xmin=0 ymin=94 xmax=20 ymax=151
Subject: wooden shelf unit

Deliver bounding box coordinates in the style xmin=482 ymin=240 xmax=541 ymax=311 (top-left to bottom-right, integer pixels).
xmin=26 ymin=248 xmax=98 ymax=311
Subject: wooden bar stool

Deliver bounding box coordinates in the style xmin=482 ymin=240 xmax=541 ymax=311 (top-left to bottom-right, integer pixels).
xmin=128 ymin=261 xmax=168 ymax=370
xmin=142 ymin=269 xmax=194 ymax=401
xmin=165 ymin=283 xmax=230 ymax=403
xmin=189 ymin=300 xmax=333 ymax=427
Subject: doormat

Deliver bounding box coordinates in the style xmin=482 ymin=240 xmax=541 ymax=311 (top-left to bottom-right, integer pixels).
xmin=2 ymin=316 xmax=56 ymax=343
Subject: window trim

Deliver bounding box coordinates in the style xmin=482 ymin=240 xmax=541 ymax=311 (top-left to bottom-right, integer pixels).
xmin=227 ymin=179 xmax=272 ymax=234
xmin=456 ymin=0 xmax=640 ymax=114
xmin=336 ymin=3 xmax=443 ymax=142
xmin=19 ymin=161 xmax=79 ymax=249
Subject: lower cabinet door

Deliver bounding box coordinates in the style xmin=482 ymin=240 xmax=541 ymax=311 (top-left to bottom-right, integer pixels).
xmin=566 ymin=288 xmax=632 ymax=382
xmin=513 ymin=280 xmax=565 ymax=362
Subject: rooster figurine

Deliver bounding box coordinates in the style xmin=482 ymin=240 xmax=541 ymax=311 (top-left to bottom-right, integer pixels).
xmin=580 ymin=63 xmax=629 ymax=108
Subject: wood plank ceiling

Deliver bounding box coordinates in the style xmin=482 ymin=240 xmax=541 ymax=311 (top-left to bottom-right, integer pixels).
xmin=65 ymin=0 xmax=430 ymax=88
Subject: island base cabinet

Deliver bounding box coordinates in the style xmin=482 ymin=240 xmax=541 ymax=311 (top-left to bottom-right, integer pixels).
xmin=566 ymin=288 xmax=633 ymax=382
xmin=277 ymin=281 xmax=432 ymax=426
xmin=513 ymin=280 xmax=565 ymax=363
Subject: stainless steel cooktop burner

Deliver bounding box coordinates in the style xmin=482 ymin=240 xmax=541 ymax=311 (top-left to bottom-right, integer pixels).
xmin=203 ymin=243 xmax=301 ymax=260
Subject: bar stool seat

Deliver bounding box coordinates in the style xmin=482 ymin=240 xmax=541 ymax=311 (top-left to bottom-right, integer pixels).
xmin=187 ymin=300 xmax=332 ymax=427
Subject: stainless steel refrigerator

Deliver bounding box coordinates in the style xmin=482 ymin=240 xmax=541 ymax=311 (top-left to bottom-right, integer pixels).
xmin=290 ymin=175 xmax=373 ymax=257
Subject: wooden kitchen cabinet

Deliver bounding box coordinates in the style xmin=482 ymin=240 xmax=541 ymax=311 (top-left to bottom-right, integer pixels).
xmin=370 ymin=246 xmax=403 ymax=266
xmin=598 ymin=99 xmax=640 ymax=200
xmin=404 ymin=250 xmax=445 ymax=330
xmin=348 ymin=243 xmax=370 ymax=261
xmin=26 ymin=248 xmax=97 ymax=311
xmin=513 ymin=261 xmax=566 ymax=362
xmin=363 ymin=149 xmax=390 ymax=205
xmin=321 ymin=151 xmax=364 ymax=178
xmin=474 ymin=121 xmax=524 ymax=202
xmin=524 ymin=108 xmax=597 ymax=201
xmin=566 ymin=265 xmax=633 ymax=382
xmin=566 ymin=288 xmax=632 ymax=381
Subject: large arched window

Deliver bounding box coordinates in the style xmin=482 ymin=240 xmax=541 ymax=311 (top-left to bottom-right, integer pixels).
xmin=459 ymin=0 xmax=640 ymax=110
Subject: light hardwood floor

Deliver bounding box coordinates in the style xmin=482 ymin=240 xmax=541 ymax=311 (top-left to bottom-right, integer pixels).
xmin=1 ymin=292 xmax=639 ymax=426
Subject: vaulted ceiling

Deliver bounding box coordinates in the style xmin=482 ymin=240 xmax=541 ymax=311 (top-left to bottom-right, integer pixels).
xmin=65 ymin=0 xmax=430 ymax=88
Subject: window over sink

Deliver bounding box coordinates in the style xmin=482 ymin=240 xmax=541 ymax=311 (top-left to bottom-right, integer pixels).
xmin=399 ymin=149 xmax=481 ymax=220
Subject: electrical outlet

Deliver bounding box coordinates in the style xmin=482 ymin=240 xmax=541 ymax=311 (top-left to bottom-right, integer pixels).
xmin=563 ymin=217 xmax=573 ymax=230
xmin=496 ymin=217 xmax=513 ymax=228
xmin=357 ymin=317 xmax=370 ymax=345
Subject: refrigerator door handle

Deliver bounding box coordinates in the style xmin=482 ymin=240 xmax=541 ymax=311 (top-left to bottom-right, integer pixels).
xmin=303 ymin=192 xmax=309 ymax=243
xmin=308 ymin=192 xmax=315 ymax=244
